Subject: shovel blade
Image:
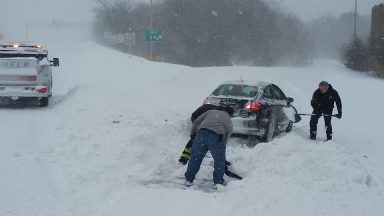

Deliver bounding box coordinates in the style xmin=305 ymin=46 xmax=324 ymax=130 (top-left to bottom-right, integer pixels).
xmin=294 ymin=114 xmax=302 ymax=123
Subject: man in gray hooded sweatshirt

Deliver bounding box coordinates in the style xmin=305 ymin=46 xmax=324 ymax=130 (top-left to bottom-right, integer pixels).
xmin=185 ymin=106 xmax=234 ymax=186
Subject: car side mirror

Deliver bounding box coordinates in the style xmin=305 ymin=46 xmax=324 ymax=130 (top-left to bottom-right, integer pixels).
xmin=287 ymin=97 xmax=294 ymax=104
xmin=51 ymin=58 xmax=60 ymax=67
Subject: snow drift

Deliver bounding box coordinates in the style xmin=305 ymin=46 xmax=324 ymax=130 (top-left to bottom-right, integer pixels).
xmin=1 ymin=42 xmax=383 ymax=216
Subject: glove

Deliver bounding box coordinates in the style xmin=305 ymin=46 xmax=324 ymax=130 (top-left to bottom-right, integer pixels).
xmin=178 ymin=157 xmax=188 ymax=165
xmin=225 ymin=160 xmax=231 ymax=167
xmin=335 ymin=113 xmax=342 ymax=119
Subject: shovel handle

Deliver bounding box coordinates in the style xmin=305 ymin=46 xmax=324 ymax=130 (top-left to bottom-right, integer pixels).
xmin=297 ymin=114 xmax=337 ymax=117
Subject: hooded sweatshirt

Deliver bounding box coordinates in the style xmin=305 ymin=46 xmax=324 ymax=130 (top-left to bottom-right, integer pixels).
xmin=191 ymin=110 xmax=233 ymax=144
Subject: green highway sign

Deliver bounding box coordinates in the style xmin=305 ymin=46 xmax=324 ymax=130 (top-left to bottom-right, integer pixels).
xmin=145 ymin=29 xmax=163 ymax=42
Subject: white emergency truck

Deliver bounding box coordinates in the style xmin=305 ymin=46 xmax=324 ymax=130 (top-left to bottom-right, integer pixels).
xmin=0 ymin=43 xmax=59 ymax=107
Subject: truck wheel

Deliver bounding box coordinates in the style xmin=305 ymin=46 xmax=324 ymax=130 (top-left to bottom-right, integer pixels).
xmin=40 ymin=97 xmax=49 ymax=107
xmin=0 ymin=97 xmax=11 ymax=105
xmin=260 ymin=121 xmax=275 ymax=142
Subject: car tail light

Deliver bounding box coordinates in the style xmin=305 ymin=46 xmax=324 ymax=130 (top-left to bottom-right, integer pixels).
xmin=40 ymin=87 xmax=48 ymax=93
xmin=245 ymin=102 xmax=262 ymax=112
xmin=203 ymin=99 xmax=211 ymax=105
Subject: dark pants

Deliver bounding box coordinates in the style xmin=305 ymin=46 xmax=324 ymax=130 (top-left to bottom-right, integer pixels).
xmin=185 ymin=129 xmax=226 ymax=184
xmin=310 ymin=111 xmax=332 ymax=137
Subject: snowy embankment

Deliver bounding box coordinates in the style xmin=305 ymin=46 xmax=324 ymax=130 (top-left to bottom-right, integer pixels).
xmin=1 ymin=42 xmax=383 ymax=216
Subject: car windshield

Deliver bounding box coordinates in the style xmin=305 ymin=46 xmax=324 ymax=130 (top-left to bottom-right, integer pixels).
xmin=212 ymin=84 xmax=258 ymax=98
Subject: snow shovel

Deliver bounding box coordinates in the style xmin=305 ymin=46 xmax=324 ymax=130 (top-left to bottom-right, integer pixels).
xmin=291 ymin=105 xmax=302 ymax=123
xmin=225 ymin=169 xmax=243 ymax=180
xmin=225 ymin=161 xmax=243 ymax=180
xmin=296 ymin=113 xmax=338 ymax=118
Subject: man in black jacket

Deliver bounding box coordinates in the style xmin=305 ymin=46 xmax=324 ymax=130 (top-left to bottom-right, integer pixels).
xmin=310 ymin=81 xmax=342 ymax=140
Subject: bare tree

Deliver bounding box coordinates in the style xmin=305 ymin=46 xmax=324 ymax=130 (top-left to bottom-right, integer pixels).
xmin=93 ymin=0 xmax=314 ymax=67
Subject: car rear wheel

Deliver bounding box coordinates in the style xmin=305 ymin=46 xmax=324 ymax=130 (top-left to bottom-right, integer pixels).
xmin=260 ymin=121 xmax=275 ymax=142
xmin=40 ymin=97 xmax=49 ymax=107
xmin=247 ymin=135 xmax=259 ymax=147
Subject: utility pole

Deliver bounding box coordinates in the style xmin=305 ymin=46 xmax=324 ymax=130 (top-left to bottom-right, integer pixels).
xmin=354 ymin=0 xmax=358 ymax=40
xmin=25 ymin=22 xmax=29 ymax=42
xmin=149 ymin=0 xmax=153 ymax=58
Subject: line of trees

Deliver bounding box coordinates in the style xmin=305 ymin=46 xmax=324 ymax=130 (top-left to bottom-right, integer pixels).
xmin=93 ymin=0 xmax=313 ymax=67
xmin=309 ymin=12 xmax=384 ymax=77
xmin=341 ymin=37 xmax=370 ymax=72
xmin=342 ymin=37 xmax=384 ymax=78
xmin=309 ymin=12 xmax=371 ymax=59
xmin=340 ymin=34 xmax=384 ymax=77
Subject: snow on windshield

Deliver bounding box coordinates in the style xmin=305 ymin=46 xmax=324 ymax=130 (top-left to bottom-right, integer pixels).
xmin=212 ymin=84 xmax=258 ymax=98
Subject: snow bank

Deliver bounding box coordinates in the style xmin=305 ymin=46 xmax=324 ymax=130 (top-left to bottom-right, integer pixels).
xmin=1 ymin=42 xmax=383 ymax=216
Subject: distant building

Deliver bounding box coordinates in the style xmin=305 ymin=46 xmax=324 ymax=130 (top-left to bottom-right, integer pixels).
xmin=371 ymin=4 xmax=384 ymax=74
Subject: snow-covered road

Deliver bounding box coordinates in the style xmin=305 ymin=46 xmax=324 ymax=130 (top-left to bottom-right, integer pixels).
xmin=1 ymin=42 xmax=383 ymax=216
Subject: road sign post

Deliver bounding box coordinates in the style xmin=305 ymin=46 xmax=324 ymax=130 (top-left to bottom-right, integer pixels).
xmin=145 ymin=29 xmax=163 ymax=59
xmin=125 ymin=32 xmax=136 ymax=57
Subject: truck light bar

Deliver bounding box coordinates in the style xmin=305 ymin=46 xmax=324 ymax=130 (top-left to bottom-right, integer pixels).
xmin=1 ymin=44 xmax=43 ymax=49
xmin=0 ymin=43 xmax=47 ymax=56
xmin=2 ymin=44 xmax=19 ymax=48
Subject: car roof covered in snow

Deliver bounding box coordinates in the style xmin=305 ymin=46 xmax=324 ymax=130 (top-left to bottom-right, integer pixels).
xmin=220 ymin=80 xmax=271 ymax=88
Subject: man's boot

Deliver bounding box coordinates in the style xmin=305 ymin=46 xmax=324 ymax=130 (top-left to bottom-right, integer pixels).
xmin=310 ymin=132 xmax=317 ymax=140
xmin=184 ymin=180 xmax=193 ymax=187
xmin=327 ymin=133 xmax=332 ymax=141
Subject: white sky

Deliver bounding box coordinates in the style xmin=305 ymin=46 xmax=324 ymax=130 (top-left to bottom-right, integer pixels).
xmin=276 ymin=0 xmax=383 ymax=21
xmin=0 ymin=0 xmax=382 ymax=41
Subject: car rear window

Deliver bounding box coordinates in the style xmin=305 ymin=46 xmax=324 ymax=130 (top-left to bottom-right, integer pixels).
xmin=212 ymin=84 xmax=258 ymax=98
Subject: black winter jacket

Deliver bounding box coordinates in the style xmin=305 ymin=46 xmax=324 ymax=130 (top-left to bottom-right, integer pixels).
xmin=311 ymin=84 xmax=342 ymax=114
xmin=191 ymin=104 xmax=218 ymax=122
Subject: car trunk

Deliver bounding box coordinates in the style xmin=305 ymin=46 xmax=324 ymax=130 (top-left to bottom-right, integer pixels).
xmin=0 ymin=59 xmax=38 ymax=86
xmin=210 ymin=97 xmax=251 ymax=117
